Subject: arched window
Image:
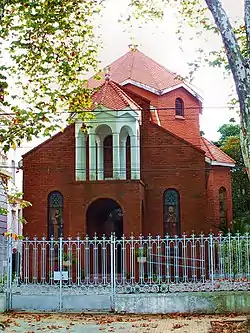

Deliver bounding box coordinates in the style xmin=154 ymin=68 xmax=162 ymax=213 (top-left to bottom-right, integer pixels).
xmin=126 ymin=136 xmax=131 ymax=179
xmin=48 ymin=191 xmax=64 ymax=239
xmin=104 ymin=135 xmax=113 ymax=179
xmin=163 ymin=189 xmax=180 ymax=235
xmin=175 ymin=98 xmax=184 ymax=117
xmin=219 ymin=187 xmax=227 ymax=228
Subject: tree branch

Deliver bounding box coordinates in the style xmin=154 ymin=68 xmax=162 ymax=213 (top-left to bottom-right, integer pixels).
xmin=245 ymin=0 xmax=250 ymax=51
xmin=205 ymin=0 xmax=250 ymax=181
xmin=204 ymin=0 xmax=247 ymax=99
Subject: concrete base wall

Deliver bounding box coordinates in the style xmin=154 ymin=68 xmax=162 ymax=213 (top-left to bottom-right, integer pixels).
xmin=7 ymin=291 xmax=250 ymax=314
xmin=11 ymin=294 xmax=110 ymax=312
xmin=0 ymin=293 xmax=6 ymax=313
xmin=115 ymin=292 xmax=250 ymax=314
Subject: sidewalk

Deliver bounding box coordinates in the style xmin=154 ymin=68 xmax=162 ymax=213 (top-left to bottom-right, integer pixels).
xmin=0 ymin=313 xmax=247 ymax=333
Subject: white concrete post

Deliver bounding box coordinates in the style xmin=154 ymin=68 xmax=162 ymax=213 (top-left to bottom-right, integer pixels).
xmin=136 ymin=132 xmax=140 ymax=179
xmin=97 ymin=137 xmax=104 ymax=180
xmin=89 ymin=133 xmax=97 ymax=180
xmin=113 ymin=132 xmax=120 ymax=179
xmin=120 ymin=137 xmax=127 ymax=180
xmin=131 ymin=134 xmax=140 ymax=179
xmin=75 ymin=123 xmax=86 ymax=181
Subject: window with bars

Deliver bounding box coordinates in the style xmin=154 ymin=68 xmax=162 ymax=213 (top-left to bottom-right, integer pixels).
xmin=163 ymin=189 xmax=180 ymax=235
xmin=48 ymin=191 xmax=64 ymax=239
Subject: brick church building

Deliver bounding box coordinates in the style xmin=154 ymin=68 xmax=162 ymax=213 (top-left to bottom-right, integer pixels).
xmin=22 ymin=49 xmax=235 ymax=239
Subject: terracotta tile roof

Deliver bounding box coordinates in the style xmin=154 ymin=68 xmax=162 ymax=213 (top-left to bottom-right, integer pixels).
xmin=91 ymin=79 xmax=141 ymax=111
xmin=201 ymin=137 xmax=235 ymax=165
xmin=88 ymin=49 xmax=183 ymax=91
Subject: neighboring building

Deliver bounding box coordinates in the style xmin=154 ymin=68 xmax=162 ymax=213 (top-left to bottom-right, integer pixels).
xmin=0 ymin=152 xmax=10 ymax=277
xmin=6 ymin=150 xmax=23 ymax=237
xmin=0 ymin=150 xmax=22 ymax=237
xmin=22 ymin=49 xmax=235 ymax=239
xmin=0 ymin=153 xmax=9 ymax=236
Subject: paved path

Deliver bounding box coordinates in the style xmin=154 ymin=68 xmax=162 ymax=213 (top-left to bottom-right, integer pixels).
xmin=0 ymin=313 xmax=246 ymax=333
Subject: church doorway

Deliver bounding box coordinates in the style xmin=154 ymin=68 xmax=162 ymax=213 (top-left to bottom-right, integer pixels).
xmin=86 ymin=198 xmax=123 ymax=273
xmin=86 ymin=198 xmax=123 ymax=237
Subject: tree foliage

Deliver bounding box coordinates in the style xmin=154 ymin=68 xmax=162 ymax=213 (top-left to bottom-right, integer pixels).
xmin=215 ymin=123 xmax=250 ymax=222
xmin=1 ymin=0 xmax=250 ymax=182
xmin=0 ymin=0 xmax=102 ymax=152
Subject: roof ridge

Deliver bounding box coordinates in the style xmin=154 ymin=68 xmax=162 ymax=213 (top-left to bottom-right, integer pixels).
xmin=109 ymin=80 xmax=141 ymax=110
xmin=128 ymin=50 xmax=135 ymax=79
xmin=139 ymin=52 xmax=161 ymax=90
xmin=135 ymin=50 xmax=179 ymax=77
xmin=100 ymin=80 xmax=108 ymax=105
xmin=201 ymin=137 xmax=215 ymax=160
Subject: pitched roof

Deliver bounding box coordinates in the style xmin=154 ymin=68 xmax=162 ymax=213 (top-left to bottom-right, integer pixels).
xmin=91 ymin=78 xmax=141 ymax=111
xmin=201 ymin=137 xmax=235 ymax=165
xmin=88 ymin=49 xmax=183 ymax=92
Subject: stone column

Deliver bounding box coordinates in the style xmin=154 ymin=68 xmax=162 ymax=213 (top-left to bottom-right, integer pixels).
xmin=131 ymin=134 xmax=140 ymax=179
xmin=113 ymin=132 xmax=120 ymax=179
xmin=120 ymin=137 xmax=126 ymax=180
xmin=75 ymin=125 xmax=86 ymax=181
xmin=89 ymin=133 xmax=97 ymax=180
xmin=97 ymin=137 xmax=104 ymax=180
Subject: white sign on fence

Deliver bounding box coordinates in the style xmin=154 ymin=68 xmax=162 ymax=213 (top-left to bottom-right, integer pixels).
xmin=54 ymin=271 xmax=69 ymax=281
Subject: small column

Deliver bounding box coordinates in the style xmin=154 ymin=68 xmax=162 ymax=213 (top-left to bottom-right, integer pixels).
xmin=97 ymin=138 xmax=104 ymax=180
xmin=89 ymin=133 xmax=97 ymax=180
xmin=131 ymin=135 xmax=140 ymax=179
xmin=120 ymin=138 xmax=126 ymax=180
xmin=75 ymin=129 xmax=86 ymax=181
xmin=136 ymin=133 xmax=140 ymax=179
xmin=113 ymin=132 xmax=120 ymax=179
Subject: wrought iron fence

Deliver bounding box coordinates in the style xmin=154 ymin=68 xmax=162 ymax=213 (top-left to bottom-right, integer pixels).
xmin=2 ymin=233 xmax=250 ymax=295
xmin=0 ymin=236 xmax=8 ymax=292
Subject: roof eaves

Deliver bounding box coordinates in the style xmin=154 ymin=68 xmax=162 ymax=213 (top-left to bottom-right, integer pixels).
xmin=202 ymin=137 xmax=236 ymax=164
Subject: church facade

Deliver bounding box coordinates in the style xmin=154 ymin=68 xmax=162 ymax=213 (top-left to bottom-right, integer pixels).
xmin=22 ymin=50 xmax=235 ymax=238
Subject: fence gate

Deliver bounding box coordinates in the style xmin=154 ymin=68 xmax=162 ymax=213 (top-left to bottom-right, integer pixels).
xmin=5 ymin=235 xmax=116 ymax=312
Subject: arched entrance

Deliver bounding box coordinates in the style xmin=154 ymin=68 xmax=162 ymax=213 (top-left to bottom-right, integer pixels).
xmin=86 ymin=198 xmax=123 ymax=237
xmin=86 ymin=198 xmax=123 ymax=274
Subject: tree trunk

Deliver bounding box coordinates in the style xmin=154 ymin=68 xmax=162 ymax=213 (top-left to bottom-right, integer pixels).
xmin=205 ymin=0 xmax=250 ymax=180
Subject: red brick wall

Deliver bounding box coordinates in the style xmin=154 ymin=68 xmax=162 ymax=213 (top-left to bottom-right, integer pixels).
xmin=23 ymin=125 xmax=145 ymax=238
xmin=206 ymin=166 xmax=233 ymax=230
xmin=22 ymin=85 xmax=232 ymax=239
xmin=124 ymin=87 xmax=207 ymax=235
xmin=123 ymin=84 xmax=202 ymax=147
xmin=140 ymin=122 xmax=207 ymax=236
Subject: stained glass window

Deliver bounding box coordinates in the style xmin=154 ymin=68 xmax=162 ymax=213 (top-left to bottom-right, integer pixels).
xmin=48 ymin=191 xmax=64 ymax=239
xmin=175 ymin=98 xmax=184 ymax=117
xmin=164 ymin=189 xmax=180 ymax=235
xmin=219 ymin=187 xmax=227 ymax=228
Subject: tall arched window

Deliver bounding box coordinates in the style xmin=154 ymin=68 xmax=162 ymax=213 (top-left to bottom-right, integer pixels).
xmin=163 ymin=189 xmax=180 ymax=235
xmin=175 ymin=98 xmax=184 ymax=117
xmin=219 ymin=187 xmax=227 ymax=228
xmin=104 ymin=135 xmax=113 ymax=179
xmin=48 ymin=191 xmax=64 ymax=239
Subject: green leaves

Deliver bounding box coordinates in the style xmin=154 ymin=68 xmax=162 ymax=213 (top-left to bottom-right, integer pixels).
xmin=216 ymin=123 xmax=250 ymax=220
xmin=0 ymin=0 xmax=103 ymax=151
